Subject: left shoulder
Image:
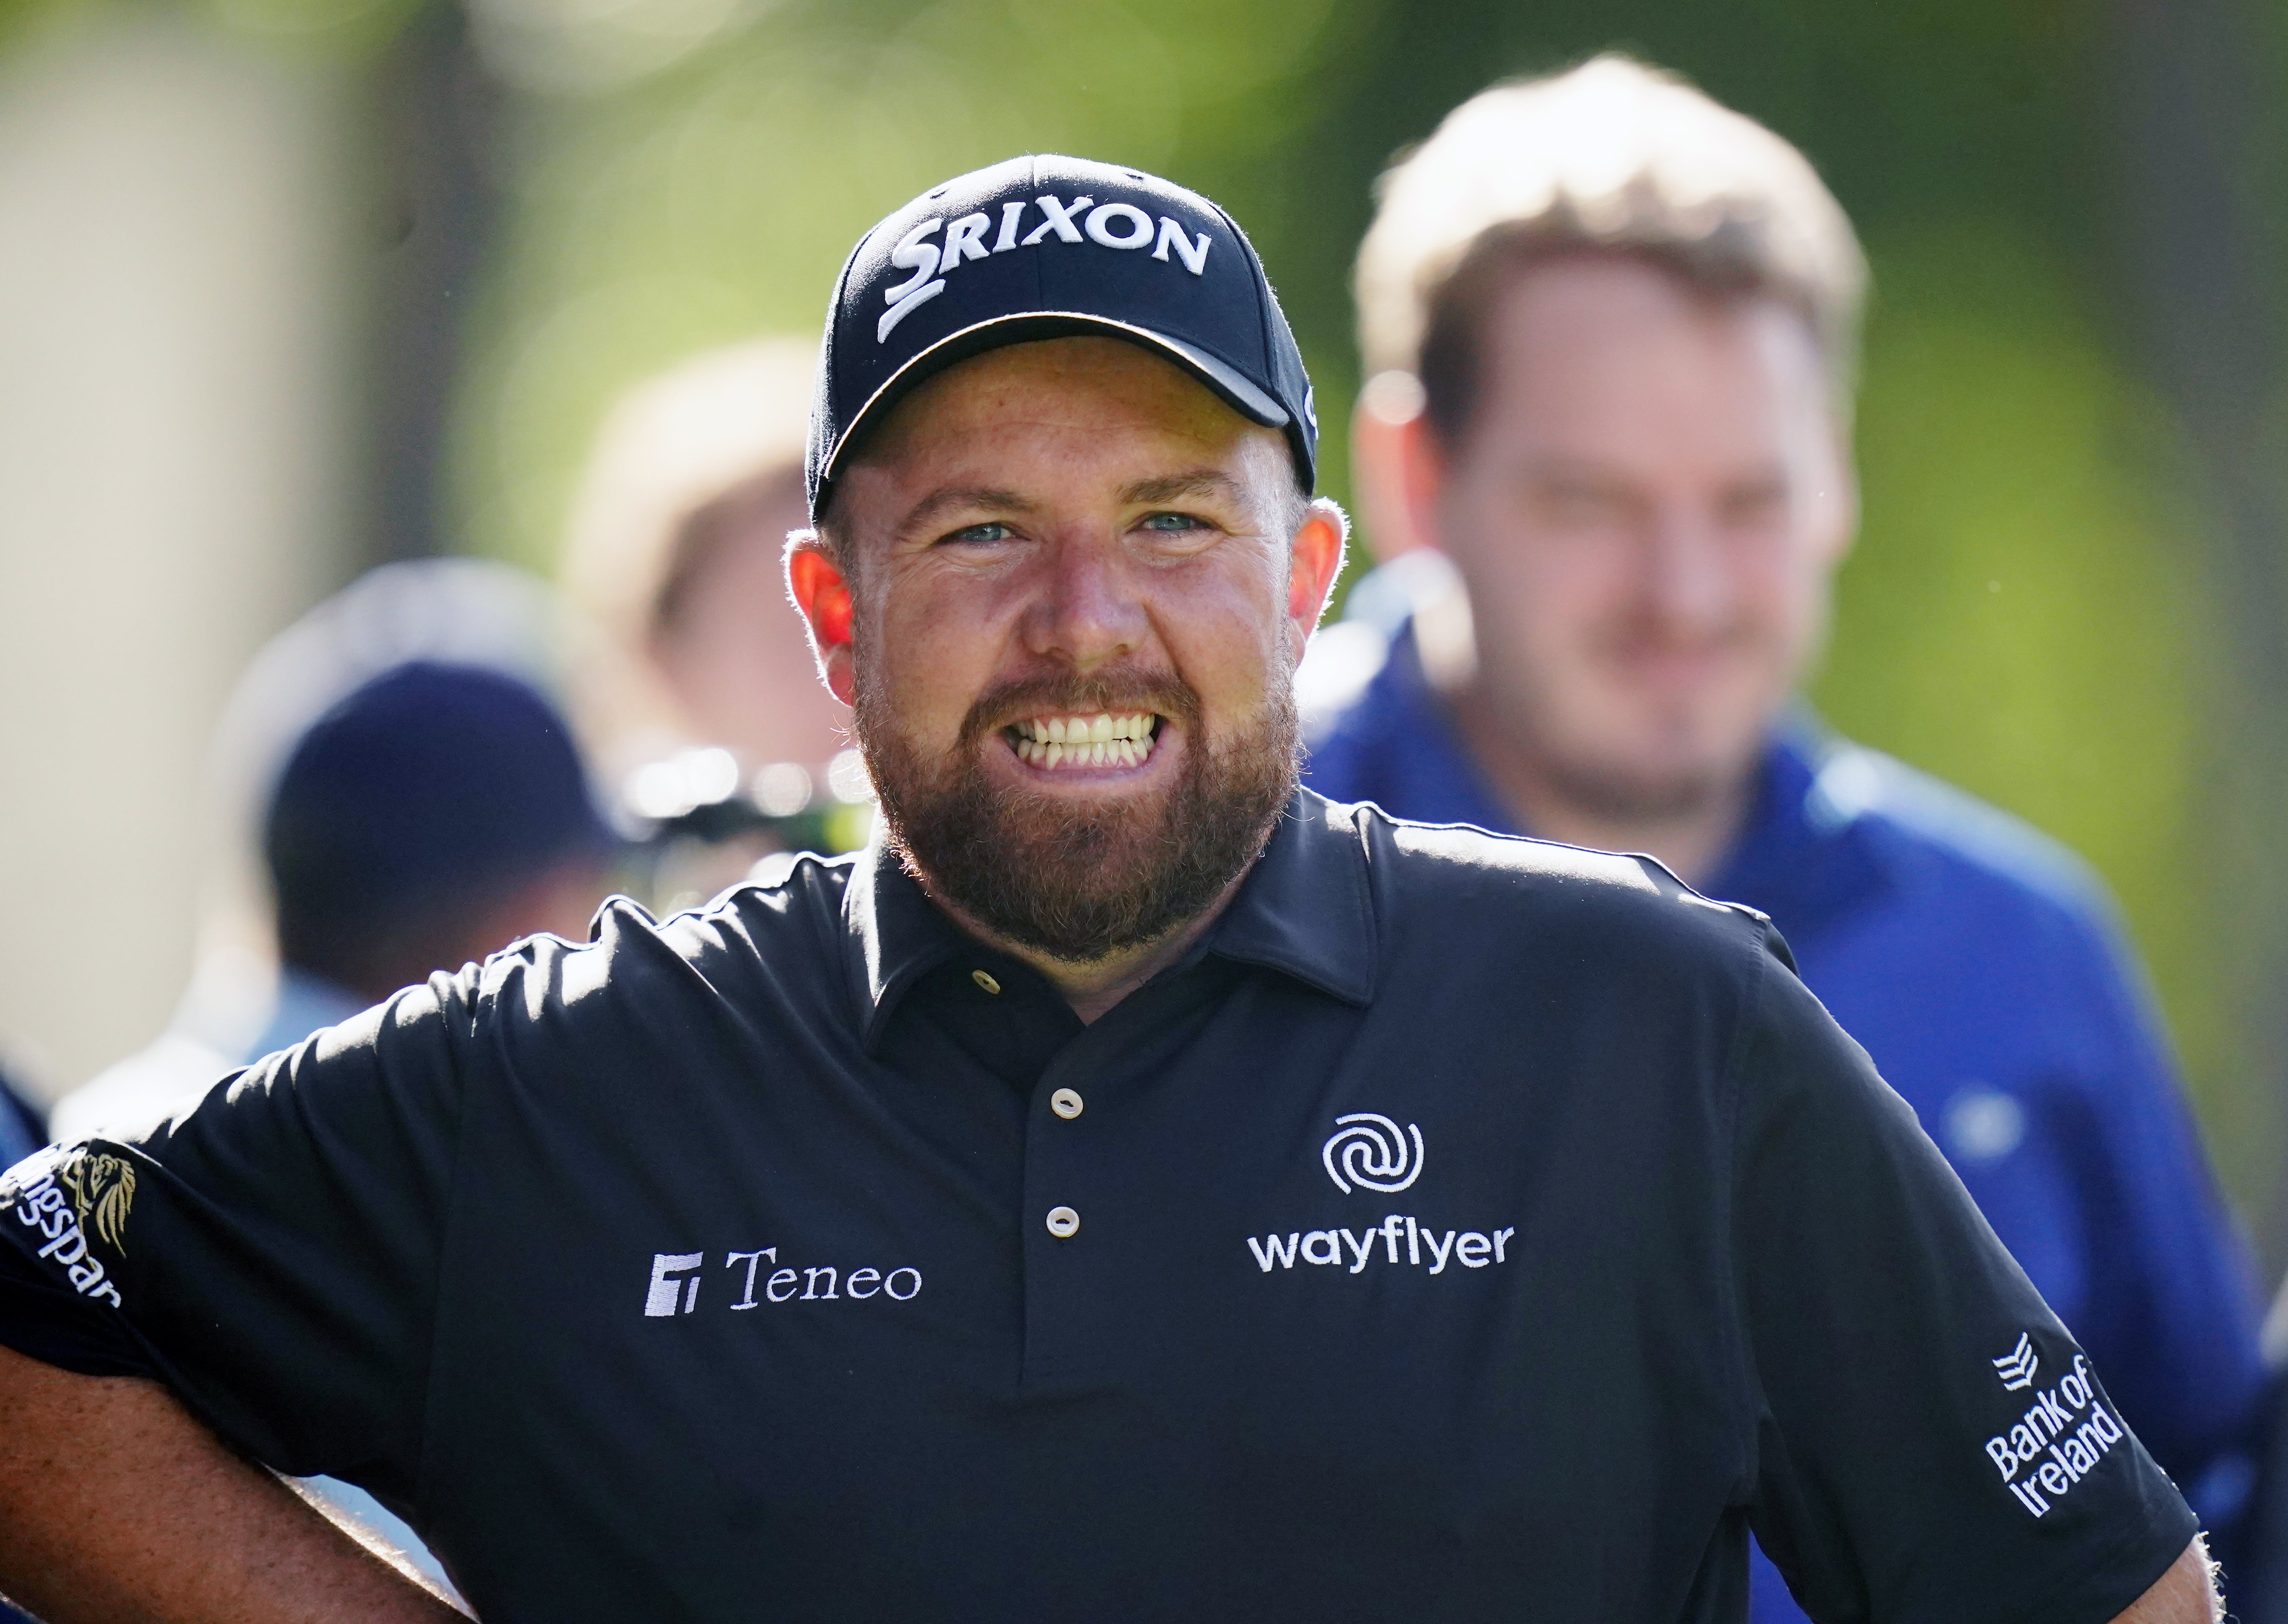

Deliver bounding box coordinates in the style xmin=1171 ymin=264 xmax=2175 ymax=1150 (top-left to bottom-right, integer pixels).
xmin=1316 ymin=793 xmax=1786 ymax=979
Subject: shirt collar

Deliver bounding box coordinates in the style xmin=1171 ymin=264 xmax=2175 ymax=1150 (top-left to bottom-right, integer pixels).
xmin=1326 ymin=608 xmax=1890 ymax=950
xmin=840 ymin=789 xmax=1379 ymax=1051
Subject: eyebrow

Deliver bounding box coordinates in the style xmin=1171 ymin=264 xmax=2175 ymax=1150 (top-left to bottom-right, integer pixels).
xmin=1119 ymin=469 xmax=1249 ymax=508
xmin=896 ymin=485 xmax=1038 ymax=541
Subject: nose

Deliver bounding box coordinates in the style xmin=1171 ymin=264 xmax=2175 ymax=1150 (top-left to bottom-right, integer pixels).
xmin=1022 ymin=534 xmax=1150 ymax=673
xmin=1640 ymin=504 xmax=1736 ymax=636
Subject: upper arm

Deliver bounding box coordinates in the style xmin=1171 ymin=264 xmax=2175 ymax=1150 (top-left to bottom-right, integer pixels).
xmin=1733 ymin=959 xmax=2200 ymax=1623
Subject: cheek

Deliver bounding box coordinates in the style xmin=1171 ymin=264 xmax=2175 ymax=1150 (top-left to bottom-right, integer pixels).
xmin=1462 ymin=536 xmax=1636 ymax=663
xmin=1152 ymin=561 xmax=1290 ymax=704
xmin=864 ymin=578 xmax=1001 ymax=735
xmin=1731 ymin=535 xmax=1830 ymax=643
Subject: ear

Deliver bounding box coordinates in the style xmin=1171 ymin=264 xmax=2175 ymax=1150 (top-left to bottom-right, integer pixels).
xmin=1286 ymin=498 xmax=1349 ymax=654
xmin=1350 ymin=371 xmax=1446 ymax=562
xmin=784 ymin=534 xmax=858 ymax=707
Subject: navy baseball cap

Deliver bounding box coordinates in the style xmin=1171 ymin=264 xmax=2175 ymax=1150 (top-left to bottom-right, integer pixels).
xmin=807 ymin=154 xmax=1318 ymax=520
xmin=264 ymin=661 xmax=615 ymax=942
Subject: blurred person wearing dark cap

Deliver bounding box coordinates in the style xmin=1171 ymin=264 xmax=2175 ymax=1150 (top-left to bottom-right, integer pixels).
xmin=55 ymin=658 xmax=615 ymax=1143
xmin=561 ymin=338 xmax=864 ymax=911
xmin=0 ymin=154 xmax=2215 ymax=1623
xmin=1307 ymin=56 xmax=2261 ymax=1623
xmin=260 ymin=659 xmax=616 ymax=1025
xmin=52 ymin=559 xmax=597 ymax=1146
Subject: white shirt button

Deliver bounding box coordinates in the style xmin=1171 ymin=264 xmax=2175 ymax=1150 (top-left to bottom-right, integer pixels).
xmin=1045 ymin=1205 xmax=1080 ymax=1239
xmin=1050 ymin=1088 xmax=1084 ymax=1120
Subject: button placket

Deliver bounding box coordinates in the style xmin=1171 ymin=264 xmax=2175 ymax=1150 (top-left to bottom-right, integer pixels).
xmin=1020 ymin=1044 xmax=1116 ymax=1380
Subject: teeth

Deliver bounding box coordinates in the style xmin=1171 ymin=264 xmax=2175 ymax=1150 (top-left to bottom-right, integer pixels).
xmin=1011 ymin=713 xmax=1162 ymax=770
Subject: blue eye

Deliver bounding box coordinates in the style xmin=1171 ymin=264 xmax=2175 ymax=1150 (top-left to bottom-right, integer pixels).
xmin=1141 ymin=512 xmax=1209 ymax=532
xmin=944 ymin=522 xmax=1016 ymax=545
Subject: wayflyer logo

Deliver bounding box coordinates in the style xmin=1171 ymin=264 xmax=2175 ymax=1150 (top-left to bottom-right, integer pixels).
xmin=1321 ymin=1114 xmax=1423 ymax=1195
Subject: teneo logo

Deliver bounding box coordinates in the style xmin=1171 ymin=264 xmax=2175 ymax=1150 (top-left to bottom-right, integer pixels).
xmin=1981 ymin=1350 xmax=2126 ymax=1518
xmin=644 ymin=1247 xmax=922 ymax=1318
xmin=877 ymin=194 xmax=1215 ymax=343
xmin=1322 ymin=1113 xmax=1423 ymax=1195
xmin=1992 ymin=1331 xmax=2039 ymax=1391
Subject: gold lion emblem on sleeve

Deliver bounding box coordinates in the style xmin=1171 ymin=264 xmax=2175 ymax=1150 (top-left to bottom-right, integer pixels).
xmin=57 ymin=1150 xmax=137 ymax=1254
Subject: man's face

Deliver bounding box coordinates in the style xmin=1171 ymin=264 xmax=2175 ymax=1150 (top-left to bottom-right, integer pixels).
xmin=1423 ymin=255 xmax=1853 ymax=820
xmin=651 ymin=471 xmax=852 ymax=770
xmin=794 ymin=337 xmax=1343 ymax=961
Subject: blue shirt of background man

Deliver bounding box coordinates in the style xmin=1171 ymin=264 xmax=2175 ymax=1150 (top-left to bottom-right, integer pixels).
xmin=1303 ymin=612 xmax=2267 ymax=1624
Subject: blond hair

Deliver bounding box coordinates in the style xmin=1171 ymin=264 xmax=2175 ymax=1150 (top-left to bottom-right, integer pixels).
xmin=1355 ymin=56 xmax=1867 ymax=432
xmin=558 ymin=336 xmax=817 ymax=775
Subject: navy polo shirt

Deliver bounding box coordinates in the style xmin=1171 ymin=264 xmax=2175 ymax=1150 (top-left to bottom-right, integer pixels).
xmin=0 ymin=793 xmax=2194 ymax=1621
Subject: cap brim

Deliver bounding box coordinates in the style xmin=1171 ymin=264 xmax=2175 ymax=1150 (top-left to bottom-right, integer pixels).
xmin=818 ymin=312 xmax=1290 ymax=508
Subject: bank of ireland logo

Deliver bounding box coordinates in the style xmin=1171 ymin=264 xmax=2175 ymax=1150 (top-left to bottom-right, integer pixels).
xmin=1993 ymin=1331 xmax=2040 ymax=1391
xmin=1321 ymin=1113 xmax=1424 ymax=1195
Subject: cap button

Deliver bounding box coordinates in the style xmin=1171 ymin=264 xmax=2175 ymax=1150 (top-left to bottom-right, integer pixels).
xmin=971 ymin=970 xmax=1002 ymax=995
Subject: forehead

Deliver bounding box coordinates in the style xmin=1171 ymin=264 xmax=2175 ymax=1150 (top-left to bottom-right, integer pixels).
xmin=849 ymin=337 xmax=1282 ymax=487
xmin=1472 ymin=257 xmax=1830 ymax=451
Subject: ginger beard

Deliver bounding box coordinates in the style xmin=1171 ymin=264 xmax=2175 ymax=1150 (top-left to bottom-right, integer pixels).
xmin=856 ymin=658 xmax=1300 ymax=964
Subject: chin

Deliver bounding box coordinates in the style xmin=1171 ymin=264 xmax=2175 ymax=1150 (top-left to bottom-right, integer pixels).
xmin=1551 ymin=723 xmax=1755 ymax=824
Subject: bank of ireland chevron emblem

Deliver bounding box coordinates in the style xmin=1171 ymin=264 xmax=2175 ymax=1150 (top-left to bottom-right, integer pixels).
xmin=1992 ymin=1332 xmax=2039 ymax=1392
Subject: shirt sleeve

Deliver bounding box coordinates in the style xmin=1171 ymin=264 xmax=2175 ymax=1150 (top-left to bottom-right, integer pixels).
xmin=0 ymin=972 xmax=473 ymax=1511
xmin=1733 ymin=946 xmax=2197 ymax=1624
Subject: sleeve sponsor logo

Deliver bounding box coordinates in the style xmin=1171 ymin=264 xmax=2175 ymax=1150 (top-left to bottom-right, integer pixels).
xmin=1991 ymin=1330 xmax=2038 ymax=1390
xmin=876 ymin=193 xmax=1217 ymax=344
xmin=643 ymin=1247 xmax=922 ymax=1318
xmin=1981 ymin=1347 xmax=2124 ymax=1517
xmin=1321 ymin=1113 xmax=1423 ymax=1194
xmin=5 ymin=1148 xmax=134 ymax=1308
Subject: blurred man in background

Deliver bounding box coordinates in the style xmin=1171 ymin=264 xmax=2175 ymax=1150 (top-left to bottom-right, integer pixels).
xmin=561 ymin=337 xmax=862 ymax=911
xmin=55 ymin=560 xmax=608 ymax=1144
xmin=57 ymin=659 xmax=614 ymax=1137
xmin=1306 ymin=56 xmax=2265 ymax=1619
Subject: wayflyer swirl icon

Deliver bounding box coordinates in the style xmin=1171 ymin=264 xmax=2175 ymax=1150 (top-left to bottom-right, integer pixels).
xmin=1322 ymin=1113 xmax=1424 ymax=1195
